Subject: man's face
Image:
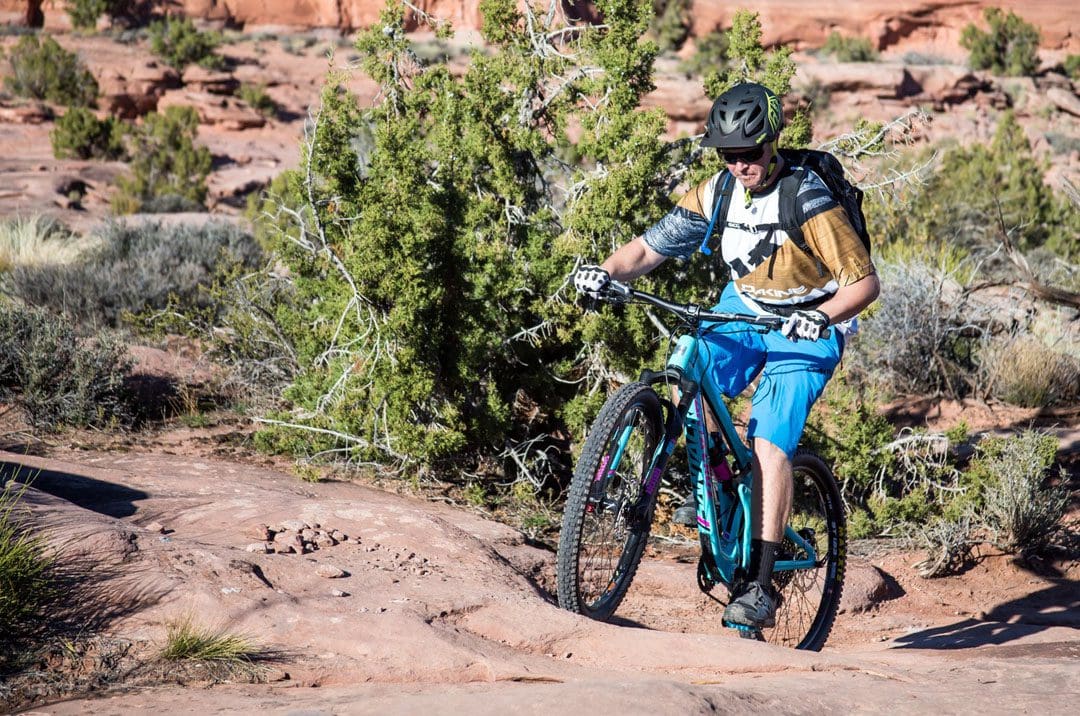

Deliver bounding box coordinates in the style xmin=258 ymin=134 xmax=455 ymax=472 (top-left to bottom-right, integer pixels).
xmin=721 ymin=144 xmax=773 ymax=190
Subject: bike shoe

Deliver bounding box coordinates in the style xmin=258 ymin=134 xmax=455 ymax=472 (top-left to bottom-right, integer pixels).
xmin=672 ymin=495 xmax=697 ymax=526
xmin=723 ymin=581 xmax=776 ymax=629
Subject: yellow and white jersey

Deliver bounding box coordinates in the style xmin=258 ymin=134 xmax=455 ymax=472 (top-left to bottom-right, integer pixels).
xmin=642 ymin=163 xmax=874 ymax=314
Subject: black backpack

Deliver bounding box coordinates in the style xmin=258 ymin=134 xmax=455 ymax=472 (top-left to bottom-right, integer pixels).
xmin=698 ymin=149 xmax=871 ymax=265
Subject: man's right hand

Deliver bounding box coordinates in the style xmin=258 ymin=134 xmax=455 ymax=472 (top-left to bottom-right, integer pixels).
xmin=573 ymin=264 xmax=610 ymax=298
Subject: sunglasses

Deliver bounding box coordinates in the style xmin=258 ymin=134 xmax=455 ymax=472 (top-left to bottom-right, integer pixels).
xmin=720 ymin=145 xmax=767 ymax=164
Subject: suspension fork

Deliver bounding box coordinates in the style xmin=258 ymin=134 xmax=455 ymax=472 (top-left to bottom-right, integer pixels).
xmin=636 ymin=367 xmax=696 ymax=499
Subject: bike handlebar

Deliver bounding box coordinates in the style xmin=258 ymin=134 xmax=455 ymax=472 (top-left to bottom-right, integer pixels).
xmin=599 ymin=279 xmax=785 ymax=331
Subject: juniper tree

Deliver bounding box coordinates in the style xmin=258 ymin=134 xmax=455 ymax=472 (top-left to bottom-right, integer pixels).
xmin=242 ymin=2 xmax=818 ymax=473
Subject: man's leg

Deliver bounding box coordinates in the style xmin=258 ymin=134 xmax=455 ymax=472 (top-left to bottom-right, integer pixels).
xmin=722 ymin=437 xmax=791 ymax=628
xmin=723 ymin=331 xmax=841 ymax=629
xmin=752 ymin=437 xmax=792 ymax=544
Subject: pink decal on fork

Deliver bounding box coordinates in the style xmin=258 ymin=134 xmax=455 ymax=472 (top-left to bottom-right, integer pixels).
xmin=644 ymin=467 xmax=662 ymax=495
xmin=594 ymin=454 xmax=611 ymax=482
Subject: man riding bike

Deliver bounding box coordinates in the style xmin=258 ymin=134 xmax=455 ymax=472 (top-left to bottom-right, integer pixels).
xmin=572 ymin=82 xmax=880 ymax=630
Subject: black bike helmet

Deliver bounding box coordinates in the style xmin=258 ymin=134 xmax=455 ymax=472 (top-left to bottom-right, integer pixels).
xmin=701 ymin=82 xmax=784 ymax=149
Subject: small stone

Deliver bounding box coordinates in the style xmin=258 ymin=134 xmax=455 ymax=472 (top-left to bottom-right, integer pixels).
xmin=276 ymin=544 xmax=295 ymax=555
xmin=245 ymin=523 xmax=273 ymax=541
xmin=332 ymin=530 xmax=347 ymax=542
xmin=301 ymin=528 xmax=317 ymax=541
xmin=145 ymin=521 xmax=166 ymax=534
xmin=350 ymin=536 xmax=362 ymax=544
xmin=281 ymin=519 xmax=309 ymax=532
xmin=246 ymin=542 xmax=271 ymax=553
xmin=315 ymin=564 xmax=346 ymax=579
xmin=330 ymin=589 xmax=349 ymax=597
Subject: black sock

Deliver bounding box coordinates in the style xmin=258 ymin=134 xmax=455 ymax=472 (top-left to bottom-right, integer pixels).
xmin=752 ymin=539 xmax=780 ymax=586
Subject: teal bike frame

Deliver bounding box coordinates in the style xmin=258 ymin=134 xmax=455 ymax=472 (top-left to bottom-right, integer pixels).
xmin=591 ymin=277 xmax=825 ymax=594
xmin=661 ymin=331 xmax=819 ymax=590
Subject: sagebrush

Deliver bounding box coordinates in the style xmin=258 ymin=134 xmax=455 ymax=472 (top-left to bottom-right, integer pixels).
xmin=849 ymin=254 xmax=987 ymax=399
xmin=0 ymin=303 xmax=132 ymax=429
xmin=972 ymin=431 xmax=1069 ymax=554
xmin=4 ymin=220 xmax=262 ymax=329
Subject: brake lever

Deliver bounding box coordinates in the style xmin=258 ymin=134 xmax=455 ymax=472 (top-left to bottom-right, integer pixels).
xmin=601 ymin=281 xmax=633 ymax=305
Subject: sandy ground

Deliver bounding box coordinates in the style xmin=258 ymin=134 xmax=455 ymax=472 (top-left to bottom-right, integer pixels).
xmin=0 ymin=428 xmax=1076 ymax=714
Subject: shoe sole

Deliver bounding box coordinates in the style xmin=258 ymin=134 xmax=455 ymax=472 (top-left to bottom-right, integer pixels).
xmin=722 ymin=605 xmax=776 ymax=630
xmin=723 ymin=616 xmax=775 ymax=630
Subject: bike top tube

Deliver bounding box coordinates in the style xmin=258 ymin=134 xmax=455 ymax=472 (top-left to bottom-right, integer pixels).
xmin=599 ymin=279 xmax=784 ymax=332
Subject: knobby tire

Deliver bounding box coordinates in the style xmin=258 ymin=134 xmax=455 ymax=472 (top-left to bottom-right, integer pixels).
xmin=556 ymin=383 xmax=665 ymax=621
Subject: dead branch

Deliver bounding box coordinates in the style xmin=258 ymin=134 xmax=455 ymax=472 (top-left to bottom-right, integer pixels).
xmin=995 ymin=204 xmax=1080 ymax=310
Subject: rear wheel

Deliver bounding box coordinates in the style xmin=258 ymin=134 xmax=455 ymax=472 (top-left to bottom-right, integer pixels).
xmin=764 ymin=450 xmax=846 ymax=651
xmin=556 ymin=383 xmax=666 ymax=621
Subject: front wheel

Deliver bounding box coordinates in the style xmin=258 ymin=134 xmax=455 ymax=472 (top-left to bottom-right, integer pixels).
xmin=764 ymin=450 xmax=846 ymax=651
xmin=556 ymin=383 xmax=666 ymax=621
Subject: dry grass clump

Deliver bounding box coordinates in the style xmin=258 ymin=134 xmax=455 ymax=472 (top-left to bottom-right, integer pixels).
xmin=0 ymin=216 xmax=99 ymax=273
xmin=980 ymin=334 xmax=1080 ymax=407
xmin=159 ymin=617 xmax=258 ymax=663
xmin=0 ymin=484 xmax=58 ymax=655
xmin=157 ymin=615 xmax=271 ymax=682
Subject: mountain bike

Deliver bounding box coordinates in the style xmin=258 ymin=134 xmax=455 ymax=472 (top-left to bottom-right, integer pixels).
xmin=556 ymin=279 xmax=846 ymax=650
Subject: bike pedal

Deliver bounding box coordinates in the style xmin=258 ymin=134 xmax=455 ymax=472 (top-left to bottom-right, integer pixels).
xmin=722 ymin=620 xmax=760 ymax=634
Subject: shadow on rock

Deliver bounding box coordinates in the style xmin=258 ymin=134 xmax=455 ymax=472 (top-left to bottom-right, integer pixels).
xmin=1 ymin=460 xmax=149 ymax=519
xmin=894 ymin=580 xmax=1080 ymax=649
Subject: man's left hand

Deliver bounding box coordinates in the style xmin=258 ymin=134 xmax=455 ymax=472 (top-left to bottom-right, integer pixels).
xmin=781 ymin=309 xmax=830 ymax=342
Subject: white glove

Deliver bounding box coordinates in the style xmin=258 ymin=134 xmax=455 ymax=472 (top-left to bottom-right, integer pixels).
xmin=573 ymin=264 xmax=610 ymax=298
xmin=781 ymin=309 xmax=830 ymax=342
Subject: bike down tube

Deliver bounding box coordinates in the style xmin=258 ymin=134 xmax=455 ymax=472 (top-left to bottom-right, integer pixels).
xmin=668 ymin=335 xmax=749 ymax=585
xmin=697 ymin=379 xmax=754 ymax=575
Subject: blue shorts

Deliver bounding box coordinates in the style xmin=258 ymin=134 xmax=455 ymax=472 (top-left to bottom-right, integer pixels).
xmin=693 ymin=284 xmax=843 ymax=457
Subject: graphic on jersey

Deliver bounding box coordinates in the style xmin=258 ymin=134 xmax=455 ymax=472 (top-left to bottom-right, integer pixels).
xmin=642 ymin=167 xmax=874 ymax=309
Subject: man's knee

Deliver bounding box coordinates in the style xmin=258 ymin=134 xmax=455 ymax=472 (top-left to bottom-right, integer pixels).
xmin=752 ymin=437 xmax=791 ymax=471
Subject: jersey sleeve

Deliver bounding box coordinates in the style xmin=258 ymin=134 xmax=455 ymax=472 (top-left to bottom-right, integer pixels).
xmin=795 ymin=171 xmax=875 ymax=285
xmin=641 ymin=176 xmax=716 ymax=260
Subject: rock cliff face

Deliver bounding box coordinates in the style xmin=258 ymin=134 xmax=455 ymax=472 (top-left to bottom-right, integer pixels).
xmin=2 ymin=1 xmax=1076 ymax=53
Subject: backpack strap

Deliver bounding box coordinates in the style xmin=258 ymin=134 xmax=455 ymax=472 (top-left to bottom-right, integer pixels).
xmin=778 ymin=168 xmax=826 ymax=277
xmin=698 ymin=171 xmax=734 ymax=256
xmin=778 ymin=169 xmax=809 ymax=254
